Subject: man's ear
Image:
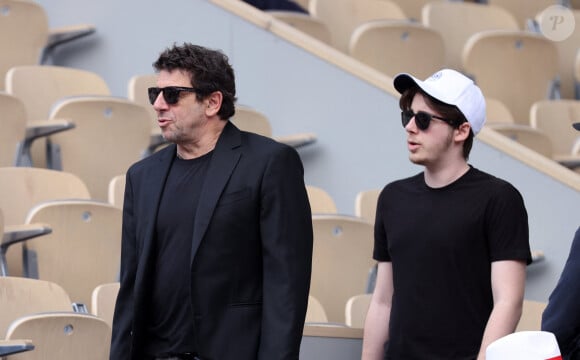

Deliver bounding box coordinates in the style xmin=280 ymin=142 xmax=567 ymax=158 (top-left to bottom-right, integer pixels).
xmin=454 ymin=122 xmax=471 ymax=142
xmin=205 ymin=91 xmax=223 ymax=117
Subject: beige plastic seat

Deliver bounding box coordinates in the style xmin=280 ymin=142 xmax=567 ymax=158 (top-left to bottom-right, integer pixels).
xmin=305 ymin=295 xmax=329 ymax=323
xmin=5 ymin=65 xmax=110 ymax=167
xmin=309 ymin=0 xmax=407 ymax=53
xmin=488 ymin=123 xmax=554 ymax=158
xmin=4 ymin=312 xmax=111 ymax=360
xmin=344 ymin=293 xmax=372 ymax=328
xmin=268 ymin=11 xmax=332 ymax=45
xmin=535 ymin=8 xmax=580 ymax=99
xmin=108 ymin=174 xmax=126 ymax=209
xmin=515 ymin=300 xmax=548 ymax=332
xmin=354 ymin=189 xmax=381 ymax=224
xmin=0 ymin=167 xmax=90 ymax=276
xmin=231 ymin=105 xmax=317 ymax=148
xmin=23 ymin=200 xmax=122 ymax=307
xmin=530 ymin=100 xmax=580 ymax=168
xmin=487 ymin=0 xmax=559 ymax=29
xmin=310 ymin=214 xmax=376 ymax=323
xmin=0 ymin=0 xmax=94 ymax=91
xmin=91 ymin=282 xmax=120 ymax=327
xmin=422 ymin=2 xmax=519 ymax=71
xmin=0 ymin=276 xmax=73 ymax=336
xmin=349 ymin=20 xmax=445 ymax=79
xmin=306 ymin=185 xmax=337 ymax=214
xmin=462 ymin=30 xmax=559 ymax=125
xmin=485 ymin=97 xmax=516 ymax=125
xmin=47 ymin=97 xmax=152 ymax=201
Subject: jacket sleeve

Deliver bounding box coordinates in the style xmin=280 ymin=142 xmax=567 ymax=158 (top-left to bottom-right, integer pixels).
xmin=542 ymin=227 xmax=580 ymax=357
xmin=110 ymin=171 xmax=138 ymax=360
xmin=257 ymin=145 xmax=313 ymax=360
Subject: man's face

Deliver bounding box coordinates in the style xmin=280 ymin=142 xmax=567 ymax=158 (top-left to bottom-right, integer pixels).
xmin=152 ymin=69 xmax=207 ymax=145
xmin=404 ymin=92 xmax=455 ymax=167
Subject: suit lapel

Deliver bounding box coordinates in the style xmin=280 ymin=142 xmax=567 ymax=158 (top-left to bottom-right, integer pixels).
xmin=134 ymin=144 xmax=176 ymax=288
xmin=190 ymin=122 xmax=242 ymax=264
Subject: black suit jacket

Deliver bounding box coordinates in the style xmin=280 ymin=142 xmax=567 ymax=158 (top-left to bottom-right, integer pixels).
xmin=110 ymin=122 xmax=313 ymax=360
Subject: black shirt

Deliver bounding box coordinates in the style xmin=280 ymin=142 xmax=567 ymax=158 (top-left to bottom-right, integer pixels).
xmin=144 ymin=151 xmax=212 ymax=357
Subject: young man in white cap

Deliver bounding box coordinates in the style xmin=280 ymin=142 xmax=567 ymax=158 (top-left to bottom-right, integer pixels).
xmin=362 ymin=69 xmax=531 ymax=360
xmin=542 ymin=122 xmax=580 ymax=360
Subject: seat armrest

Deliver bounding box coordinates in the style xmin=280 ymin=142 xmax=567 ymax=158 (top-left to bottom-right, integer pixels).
xmin=274 ymin=132 xmax=317 ymax=148
xmin=0 ymin=339 xmax=34 ymax=356
xmin=1 ymin=223 xmax=52 ymax=276
xmin=16 ymin=119 xmax=75 ymax=167
xmin=530 ymin=250 xmax=545 ymax=264
xmin=3 ymin=223 xmax=52 ymax=248
xmin=41 ymin=24 xmax=96 ymax=63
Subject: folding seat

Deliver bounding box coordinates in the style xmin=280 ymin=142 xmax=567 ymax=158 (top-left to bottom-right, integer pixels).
xmin=0 ymin=0 xmax=95 ymax=91
xmin=108 ymin=174 xmax=126 ymax=209
xmin=344 ymin=293 xmax=372 ymax=328
xmin=488 ymin=123 xmax=554 ymax=159
xmin=462 ymin=30 xmax=559 ymax=126
xmin=308 ymin=0 xmax=406 ymax=52
xmin=422 ymin=2 xmax=519 ymax=71
xmin=0 ymin=167 xmax=90 ymax=276
xmin=47 ymin=96 xmax=152 ymax=201
xmin=310 ymin=214 xmax=375 ymax=323
xmin=530 ymin=99 xmax=580 ymax=168
xmin=0 ymin=276 xmax=73 ymax=335
xmin=4 ymin=312 xmax=111 ymax=360
xmin=354 ymin=189 xmax=380 ymax=224
xmin=5 ymin=65 xmax=110 ymax=167
xmin=91 ymin=282 xmax=120 ymax=328
xmin=349 ymin=20 xmax=445 ymax=79
xmin=306 ymin=185 xmax=337 ymax=214
xmin=534 ymin=8 xmax=580 ymax=99
xmin=22 ymin=199 xmax=122 ymax=307
xmin=305 ymin=295 xmax=328 ymax=323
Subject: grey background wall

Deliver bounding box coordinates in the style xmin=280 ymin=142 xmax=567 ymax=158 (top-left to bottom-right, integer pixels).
xmin=35 ymin=0 xmax=580 ymax=302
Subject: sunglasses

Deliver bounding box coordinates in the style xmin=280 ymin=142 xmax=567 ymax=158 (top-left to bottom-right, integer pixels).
xmin=401 ymin=110 xmax=461 ymax=131
xmin=148 ymin=86 xmax=199 ymax=105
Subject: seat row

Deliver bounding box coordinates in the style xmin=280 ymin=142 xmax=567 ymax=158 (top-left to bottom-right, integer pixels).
xmin=270 ymin=0 xmax=580 ymax=119
xmin=0 ymin=65 xmax=318 ymax=202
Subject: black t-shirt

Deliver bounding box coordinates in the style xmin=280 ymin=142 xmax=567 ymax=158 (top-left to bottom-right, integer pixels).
xmin=144 ymin=151 xmax=212 ymax=357
xmin=373 ymin=166 xmax=531 ymax=360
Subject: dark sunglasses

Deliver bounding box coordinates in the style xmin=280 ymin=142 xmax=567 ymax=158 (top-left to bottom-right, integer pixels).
xmin=401 ymin=110 xmax=461 ymax=131
xmin=148 ymin=86 xmax=199 ymax=105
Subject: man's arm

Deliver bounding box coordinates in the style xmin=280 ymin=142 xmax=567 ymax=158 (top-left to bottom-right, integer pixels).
xmin=542 ymin=227 xmax=580 ymax=356
xmin=362 ymin=261 xmax=394 ymax=360
xmin=477 ymin=260 xmax=526 ymax=360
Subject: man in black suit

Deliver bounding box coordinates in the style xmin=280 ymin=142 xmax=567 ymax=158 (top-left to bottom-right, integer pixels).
xmin=110 ymin=43 xmax=313 ymax=360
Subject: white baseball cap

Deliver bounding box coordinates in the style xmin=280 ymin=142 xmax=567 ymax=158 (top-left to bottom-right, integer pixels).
xmin=393 ymin=69 xmax=487 ymax=135
xmin=486 ymin=331 xmax=562 ymax=360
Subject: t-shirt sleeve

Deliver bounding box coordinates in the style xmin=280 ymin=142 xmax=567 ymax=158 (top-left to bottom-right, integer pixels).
xmin=373 ymin=188 xmax=391 ymax=262
xmin=486 ymin=181 xmax=532 ymax=264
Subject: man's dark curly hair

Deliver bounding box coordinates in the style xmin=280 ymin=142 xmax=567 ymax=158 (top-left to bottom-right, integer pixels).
xmin=153 ymin=43 xmax=237 ymax=120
